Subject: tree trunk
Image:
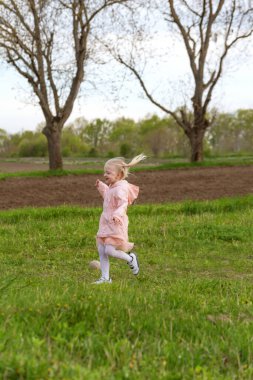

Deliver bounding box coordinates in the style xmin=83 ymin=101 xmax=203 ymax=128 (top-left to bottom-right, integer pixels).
xmin=189 ymin=128 xmax=205 ymax=162
xmin=43 ymin=125 xmax=63 ymax=170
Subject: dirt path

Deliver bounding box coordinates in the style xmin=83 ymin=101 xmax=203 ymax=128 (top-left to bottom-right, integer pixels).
xmin=0 ymin=166 xmax=253 ymax=210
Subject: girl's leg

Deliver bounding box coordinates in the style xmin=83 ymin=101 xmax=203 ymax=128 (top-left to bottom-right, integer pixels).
xmin=104 ymin=244 xmax=131 ymax=262
xmin=97 ymin=243 xmax=110 ymax=280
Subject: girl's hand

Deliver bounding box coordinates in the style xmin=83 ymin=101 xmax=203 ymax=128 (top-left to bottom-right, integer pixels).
xmin=95 ymin=179 xmax=100 ymax=187
xmin=112 ymin=216 xmax=122 ymax=225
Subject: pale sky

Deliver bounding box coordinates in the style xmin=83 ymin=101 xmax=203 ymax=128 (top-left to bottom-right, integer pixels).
xmin=1 ymin=48 xmax=253 ymax=134
xmin=1 ymin=2 xmax=253 ymax=136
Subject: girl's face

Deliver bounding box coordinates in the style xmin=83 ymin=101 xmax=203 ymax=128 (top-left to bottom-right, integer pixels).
xmin=104 ymin=165 xmax=122 ymax=185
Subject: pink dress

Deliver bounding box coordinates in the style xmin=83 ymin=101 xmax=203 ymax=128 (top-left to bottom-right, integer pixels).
xmin=96 ymin=179 xmax=139 ymax=252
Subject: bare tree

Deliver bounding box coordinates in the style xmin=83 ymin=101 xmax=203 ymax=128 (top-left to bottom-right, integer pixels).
xmin=0 ymin=0 xmax=128 ymax=169
xmin=115 ymin=0 xmax=253 ymax=162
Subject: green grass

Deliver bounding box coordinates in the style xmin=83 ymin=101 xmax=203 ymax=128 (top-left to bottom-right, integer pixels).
xmin=0 ymin=196 xmax=253 ymax=379
xmin=0 ymin=168 xmax=103 ymax=180
xmin=1 ymin=155 xmax=253 ymax=180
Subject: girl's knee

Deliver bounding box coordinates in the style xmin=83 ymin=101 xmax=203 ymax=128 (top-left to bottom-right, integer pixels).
xmin=97 ymin=240 xmax=104 ymax=249
xmin=104 ymin=244 xmax=114 ymax=256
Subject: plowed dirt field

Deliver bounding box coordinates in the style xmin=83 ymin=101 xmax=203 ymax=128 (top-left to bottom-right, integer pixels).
xmin=0 ymin=165 xmax=253 ymax=210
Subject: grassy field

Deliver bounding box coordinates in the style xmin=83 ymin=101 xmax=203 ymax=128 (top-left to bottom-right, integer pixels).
xmin=0 ymin=196 xmax=253 ymax=379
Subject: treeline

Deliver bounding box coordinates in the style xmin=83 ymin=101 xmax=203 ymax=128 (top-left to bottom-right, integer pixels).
xmin=1 ymin=110 xmax=253 ymax=158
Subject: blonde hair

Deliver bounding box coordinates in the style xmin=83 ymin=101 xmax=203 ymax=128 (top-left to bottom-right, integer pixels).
xmin=105 ymin=153 xmax=146 ymax=179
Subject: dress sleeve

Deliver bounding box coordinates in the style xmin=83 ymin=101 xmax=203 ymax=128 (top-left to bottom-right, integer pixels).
xmin=128 ymin=184 xmax=139 ymax=205
xmin=113 ymin=188 xmax=129 ymax=219
xmin=96 ymin=180 xmax=109 ymax=199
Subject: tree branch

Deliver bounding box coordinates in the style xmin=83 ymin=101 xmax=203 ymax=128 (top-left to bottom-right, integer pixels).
xmin=5 ymin=49 xmax=52 ymax=121
xmin=43 ymin=32 xmax=60 ymax=114
xmin=181 ymin=0 xmax=201 ymax=18
xmin=168 ymin=0 xmax=198 ymax=79
xmin=203 ymin=2 xmax=253 ymax=113
xmin=29 ymin=0 xmax=49 ymax=107
xmin=117 ymin=54 xmax=187 ymax=130
xmin=1 ymin=0 xmax=35 ymax=38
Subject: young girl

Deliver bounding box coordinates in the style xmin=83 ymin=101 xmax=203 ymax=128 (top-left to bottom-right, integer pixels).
xmin=94 ymin=153 xmax=146 ymax=284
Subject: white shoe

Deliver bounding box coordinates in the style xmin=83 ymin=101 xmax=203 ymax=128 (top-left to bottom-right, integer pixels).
xmin=92 ymin=277 xmax=112 ymax=284
xmin=128 ymin=253 xmax=139 ymax=275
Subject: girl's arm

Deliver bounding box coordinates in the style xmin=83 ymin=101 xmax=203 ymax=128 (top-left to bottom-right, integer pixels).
xmin=112 ymin=188 xmax=128 ymax=221
xmin=96 ymin=180 xmax=108 ymax=199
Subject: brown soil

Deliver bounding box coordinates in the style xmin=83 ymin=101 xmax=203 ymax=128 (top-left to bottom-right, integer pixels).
xmin=0 ymin=165 xmax=253 ymax=210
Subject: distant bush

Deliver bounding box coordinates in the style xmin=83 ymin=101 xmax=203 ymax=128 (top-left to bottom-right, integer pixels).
xmin=61 ymin=128 xmax=88 ymax=157
xmin=120 ymin=143 xmax=133 ymax=157
xmin=18 ymin=134 xmax=47 ymax=157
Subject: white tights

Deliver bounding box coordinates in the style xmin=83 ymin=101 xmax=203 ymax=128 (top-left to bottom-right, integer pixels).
xmin=97 ymin=243 xmax=131 ymax=280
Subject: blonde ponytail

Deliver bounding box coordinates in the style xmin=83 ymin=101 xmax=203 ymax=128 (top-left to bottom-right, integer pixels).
xmin=105 ymin=153 xmax=146 ymax=179
xmin=123 ymin=153 xmax=147 ymax=168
